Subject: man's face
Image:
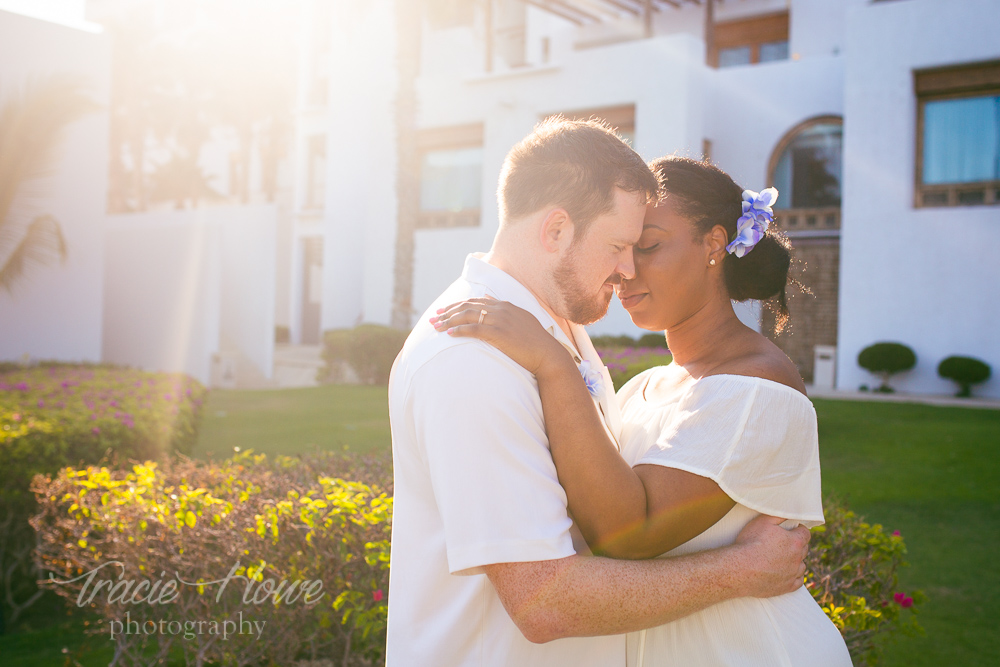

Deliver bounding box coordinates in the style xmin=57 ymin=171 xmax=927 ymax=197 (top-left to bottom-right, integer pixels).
xmin=553 ymin=188 xmax=646 ymax=325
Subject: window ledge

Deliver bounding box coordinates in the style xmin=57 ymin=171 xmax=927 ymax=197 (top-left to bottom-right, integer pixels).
xmin=465 ymin=64 xmax=561 ymax=85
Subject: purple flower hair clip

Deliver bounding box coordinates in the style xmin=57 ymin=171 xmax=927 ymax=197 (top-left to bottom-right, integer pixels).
xmin=726 ymin=187 xmax=778 ymax=258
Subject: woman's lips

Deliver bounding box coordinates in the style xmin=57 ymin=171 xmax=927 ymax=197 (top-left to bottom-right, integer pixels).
xmin=619 ymin=292 xmax=647 ymax=309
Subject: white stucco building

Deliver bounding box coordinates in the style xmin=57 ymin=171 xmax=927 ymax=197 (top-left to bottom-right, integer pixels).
xmin=2 ymin=0 xmax=996 ymax=398
xmin=0 ymin=2 xmax=109 ymax=365
xmin=0 ymin=1 xmax=282 ymax=387
xmin=290 ymin=0 xmax=998 ymax=398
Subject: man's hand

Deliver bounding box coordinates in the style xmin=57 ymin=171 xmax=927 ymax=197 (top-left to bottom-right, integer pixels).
xmin=732 ymin=515 xmax=810 ymax=598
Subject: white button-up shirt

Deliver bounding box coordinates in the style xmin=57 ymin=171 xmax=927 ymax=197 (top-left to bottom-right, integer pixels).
xmin=386 ymin=253 xmax=625 ymax=666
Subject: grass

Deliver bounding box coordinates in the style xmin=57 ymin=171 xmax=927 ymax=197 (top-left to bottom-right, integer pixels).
xmin=812 ymin=399 xmax=1000 ymax=665
xmin=3 ymin=386 xmax=997 ymax=665
xmin=192 ymin=384 xmax=390 ymax=459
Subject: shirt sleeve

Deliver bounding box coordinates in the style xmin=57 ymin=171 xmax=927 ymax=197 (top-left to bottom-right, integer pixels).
xmin=635 ymin=376 xmax=825 ymax=527
xmin=408 ymin=341 xmax=576 ymax=575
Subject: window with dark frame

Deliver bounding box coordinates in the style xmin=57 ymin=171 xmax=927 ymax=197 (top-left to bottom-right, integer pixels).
xmin=915 ymin=60 xmax=1000 ymax=208
xmin=710 ymin=12 xmax=789 ymax=69
xmin=418 ymin=123 xmax=484 ymax=229
xmin=767 ymin=116 xmax=843 ymax=235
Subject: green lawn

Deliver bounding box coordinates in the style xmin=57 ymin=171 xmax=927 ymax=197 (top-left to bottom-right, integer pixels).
xmin=3 ymin=387 xmax=998 ymax=665
xmin=812 ymin=399 xmax=1000 ymax=666
xmin=192 ymin=384 xmax=390 ymax=458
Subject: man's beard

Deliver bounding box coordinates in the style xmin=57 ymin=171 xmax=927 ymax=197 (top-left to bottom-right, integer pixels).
xmin=553 ymin=250 xmax=617 ymax=326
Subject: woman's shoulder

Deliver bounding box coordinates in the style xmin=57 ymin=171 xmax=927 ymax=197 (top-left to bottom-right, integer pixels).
xmin=706 ymin=338 xmax=807 ymax=396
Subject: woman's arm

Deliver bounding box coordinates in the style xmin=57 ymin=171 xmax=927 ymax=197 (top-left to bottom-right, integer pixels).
xmin=432 ymin=298 xmax=735 ymax=559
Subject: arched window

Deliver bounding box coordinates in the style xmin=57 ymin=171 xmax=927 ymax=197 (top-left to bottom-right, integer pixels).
xmin=768 ymin=116 xmax=843 ymax=210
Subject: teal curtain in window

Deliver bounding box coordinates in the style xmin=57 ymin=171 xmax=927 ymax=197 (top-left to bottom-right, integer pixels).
xmin=923 ymin=95 xmax=1000 ymax=184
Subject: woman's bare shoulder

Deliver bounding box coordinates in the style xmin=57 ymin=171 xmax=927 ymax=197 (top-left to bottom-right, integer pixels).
xmin=712 ymin=335 xmax=806 ymax=395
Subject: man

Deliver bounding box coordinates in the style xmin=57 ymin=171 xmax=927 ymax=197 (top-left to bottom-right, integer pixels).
xmin=386 ymin=118 xmax=810 ymax=665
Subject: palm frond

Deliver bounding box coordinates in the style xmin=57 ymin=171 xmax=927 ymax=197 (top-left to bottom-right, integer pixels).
xmin=0 ymin=214 xmax=68 ymax=294
xmin=0 ymin=74 xmax=101 ymax=228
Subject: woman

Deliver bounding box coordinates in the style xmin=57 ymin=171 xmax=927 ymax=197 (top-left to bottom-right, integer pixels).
xmin=430 ymin=156 xmax=852 ymax=666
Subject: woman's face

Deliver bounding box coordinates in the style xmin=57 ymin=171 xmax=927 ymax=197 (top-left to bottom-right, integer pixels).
xmin=615 ymin=199 xmax=719 ymax=331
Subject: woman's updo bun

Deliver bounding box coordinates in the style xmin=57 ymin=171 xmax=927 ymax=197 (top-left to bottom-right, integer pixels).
xmin=649 ymin=156 xmax=794 ymax=332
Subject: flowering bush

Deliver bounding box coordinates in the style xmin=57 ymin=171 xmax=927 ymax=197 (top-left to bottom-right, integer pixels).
xmin=32 ymin=450 xmax=391 ymax=666
xmin=596 ymin=347 xmax=673 ymax=390
xmin=807 ymin=500 xmax=925 ymax=665
xmin=1 ymin=364 xmax=206 ymax=626
xmin=31 ymin=447 xmax=923 ymax=666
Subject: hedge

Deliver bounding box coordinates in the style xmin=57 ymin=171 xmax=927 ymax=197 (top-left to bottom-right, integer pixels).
xmin=32 ymin=450 xmax=391 ymax=666
xmin=0 ymin=364 xmax=206 ymax=628
xmin=32 ymin=450 xmax=921 ymax=666
xmin=321 ymin=325 xmax=409 ymax=385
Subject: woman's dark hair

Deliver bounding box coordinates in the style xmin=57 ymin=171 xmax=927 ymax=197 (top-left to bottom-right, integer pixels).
xmin=649 ymin=155 xmax=796 ymax=333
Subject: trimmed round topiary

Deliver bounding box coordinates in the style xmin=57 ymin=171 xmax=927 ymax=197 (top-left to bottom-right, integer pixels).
xmin=857 ymin=342 xmax=916 ymax=392
xmin=937 ymin=355 xmax=991 ymax=397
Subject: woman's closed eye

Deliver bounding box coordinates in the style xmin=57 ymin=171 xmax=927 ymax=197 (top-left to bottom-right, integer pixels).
xmin=635 ymin=243 xmax=660 ymax=254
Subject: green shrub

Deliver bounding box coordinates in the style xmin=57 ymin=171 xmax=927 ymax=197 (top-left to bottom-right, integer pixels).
xmin=32 ymin=450 xmax=391 ymax=666
xmin=597 ymin=347 xmax=673 ymax=391
xmin=857 ymin=342 xmax=917 ymax=392
xmin=322 ymin=324 xmax=409 ymax=385
xmin=937 ymin=356 xmax=991 ymax=397
xmin=0 ymin=365 xmax=206 ymax=627
xmin=33 ymin=452 xmax=921 ymax=666
xmin=636 ymin=333 xmax=668 ymax=350
xmin=589 ymin=334 xmax=637 ymax=349
xmin=807 ymin=500 xmax=924 ymax=665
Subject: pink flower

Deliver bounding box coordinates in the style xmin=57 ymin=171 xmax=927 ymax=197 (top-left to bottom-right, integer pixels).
xmin=37 ymin=399 xmax=45 ymax=408
xmin=372 ymin=589 xmax=384 ymax=602
xmin=92 ymin=426 xmax=100 ymax=435
xmin=901 ymin=597 xmax=913 ymax=608
xmin=894 ymin=592 xmax=905 ymax=604
xmin=11 ymin=413 xmax=20 ymax=421
xmin=892 ymin=530 xmax=901 ymax=537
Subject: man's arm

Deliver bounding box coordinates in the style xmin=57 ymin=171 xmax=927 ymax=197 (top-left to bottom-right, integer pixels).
xmin=485 ymin=514 xmax=809 ymax=643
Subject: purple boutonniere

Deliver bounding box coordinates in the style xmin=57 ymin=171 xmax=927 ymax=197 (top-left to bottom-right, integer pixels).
xmin=578 ymin=360 xmax=604 ymax=398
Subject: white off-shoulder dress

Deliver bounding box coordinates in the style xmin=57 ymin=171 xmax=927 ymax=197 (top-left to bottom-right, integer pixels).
xmin=617 ymin=370 xmax=853 ymax=667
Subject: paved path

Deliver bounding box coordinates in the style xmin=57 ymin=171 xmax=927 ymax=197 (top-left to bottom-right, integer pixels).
xmin=806 ymin=386 xmax=1000 ymax=410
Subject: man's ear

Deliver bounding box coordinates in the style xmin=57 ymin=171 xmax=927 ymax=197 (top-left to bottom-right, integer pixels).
xmin=539 ymin=208 xmax=574 ymax=253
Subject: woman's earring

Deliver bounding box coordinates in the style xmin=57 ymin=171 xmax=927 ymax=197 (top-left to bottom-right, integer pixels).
xmin=709 ymin=258 xmax=717 ymax=266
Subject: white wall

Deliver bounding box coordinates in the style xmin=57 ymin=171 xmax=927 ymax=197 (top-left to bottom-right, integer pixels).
xmin=0 ymin=10 xmax=109 ymax=363
xmin=411 ymin=33 xmax=706 ymax=333
xmin=320 ymin=0 xmax=398 ymax=330
xmin=219 ymin=206 xmax=277 ymax=378
xmin=838 ymin=0 xmax=1000 ymax=398
xmin=103 ymin=210 xmax=221 ymax=384
xmin=103 ymin=206 xmax=276 ymax=385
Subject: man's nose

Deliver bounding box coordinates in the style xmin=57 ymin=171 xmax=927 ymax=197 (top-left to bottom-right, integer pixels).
xmin=617 ymin=249 xmax=636 ymax=281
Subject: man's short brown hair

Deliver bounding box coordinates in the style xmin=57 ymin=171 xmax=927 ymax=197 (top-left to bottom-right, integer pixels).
xmin=497 ymin=117 xmax=658 ymax=239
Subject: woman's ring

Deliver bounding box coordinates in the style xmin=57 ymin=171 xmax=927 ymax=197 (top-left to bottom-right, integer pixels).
xmin=478 ymin=309 xmax=487 ymax=325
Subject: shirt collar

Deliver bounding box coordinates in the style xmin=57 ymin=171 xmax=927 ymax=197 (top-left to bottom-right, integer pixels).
xmin=461 ymin=253 xmax=582 ymax=360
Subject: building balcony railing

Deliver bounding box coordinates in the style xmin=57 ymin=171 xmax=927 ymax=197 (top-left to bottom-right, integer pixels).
xmin=773 ymin=207 xmax=840 ymax=237
xmin=917 ymin=180 xmax=1000 ymax=208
